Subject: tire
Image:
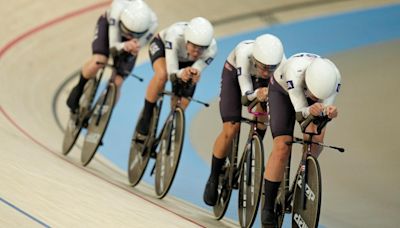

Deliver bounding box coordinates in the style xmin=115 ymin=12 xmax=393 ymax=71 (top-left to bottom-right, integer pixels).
xmin=213 ymin=132 xmax=240 ymax=220
xmin=154 ymin=107 xmax=185 ymax=198
xmin=81 ymin=83 xmax=116 ymax=166
xmin=274 ymin=177 xmax=287 ymax=227
xmin=62 ymin=78 xmax=98 ymax=155
xmin=292 ymin=155 xmax=322 ymax=228
xmin=238 ymin=135 xmax=264 ymax=228
xmin=128 ymin=106 xmax=159 ymax=186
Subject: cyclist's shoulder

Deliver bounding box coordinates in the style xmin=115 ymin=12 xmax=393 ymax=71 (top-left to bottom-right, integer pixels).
xmin=227 ymin=41 xmax=253 ymax=66
xmin=160 ymin=22 xmax=186 ymax=43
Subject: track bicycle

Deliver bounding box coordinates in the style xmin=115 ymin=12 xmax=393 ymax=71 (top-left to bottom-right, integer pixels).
xmin=128 ymin=76 xmax=208 ymax=198
xmin=213 ymin=100 xmax=268 ymax=228
xmin=272 ymin=115 xmax=345 ymax=228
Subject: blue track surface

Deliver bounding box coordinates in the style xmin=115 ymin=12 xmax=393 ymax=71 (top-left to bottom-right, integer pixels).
xmin=97 ymin=4 xmax=400 ymax=227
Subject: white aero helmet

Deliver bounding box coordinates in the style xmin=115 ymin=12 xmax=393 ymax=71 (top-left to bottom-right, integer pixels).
xmin=184 ymin=17 xmax=214 ymax=47
xmin=120 ymin=0 xmax=152 ymax=37
xmin=252 ymin=34 xmax=284 ymax=69
xmin=305 ymin=58 xmax=340 ymax=100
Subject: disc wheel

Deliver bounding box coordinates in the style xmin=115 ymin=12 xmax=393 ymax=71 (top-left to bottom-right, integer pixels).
xmin=292 ymin=155 xmax=321 ymax=228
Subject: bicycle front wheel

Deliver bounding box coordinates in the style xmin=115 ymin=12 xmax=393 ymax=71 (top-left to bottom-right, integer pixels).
xmin=238 ymin=134 xmax=264 ymax=228
xmin=292 ymin=155 xmax=322 ymax=228
xmin=62 ymin=78 xmax=97 ymax=155
xmin=81 ymin=83 xmax=116 ymax=166
xmin=155 ymin=107 xmax=185 ymax=198
xmin=128 ymin=106 xmax=159 ymax=186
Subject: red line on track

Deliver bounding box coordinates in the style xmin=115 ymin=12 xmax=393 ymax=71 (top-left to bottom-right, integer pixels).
xmin=0 ymin=2 xmax=206 ymax=227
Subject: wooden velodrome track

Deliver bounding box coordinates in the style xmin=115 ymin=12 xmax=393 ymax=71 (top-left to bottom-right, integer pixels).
xmin=1 ymin=0 xmax=399 ymax=227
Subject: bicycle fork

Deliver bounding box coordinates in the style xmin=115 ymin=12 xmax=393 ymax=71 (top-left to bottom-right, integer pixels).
xmin=94 ymin=83 xmax=112 ymax=126
xmin=284 ymin=153 xmax=293 ymax=213
xmin=299 ymin=142 xmax=311 ymax=210
xmin=150 ymin=111 xmax=175 ymax=176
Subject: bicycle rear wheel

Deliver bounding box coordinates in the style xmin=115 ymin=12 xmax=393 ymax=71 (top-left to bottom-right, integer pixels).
xmin=128 ymin=106 xmax=159 ymax=186
xmin=81 ymin=83 xmax=116 ymax=166
xmin=213 ymin=132 xmax=240 ymax=220
xmin=292 ymin=155 xmax=321 ymax=228
xmin=154 ymin=107 xmax=185 ymax=198
xmin=238 ymin=134 xmax=264 ymax=228
xmin=62 ymin=78 xmax=97 ymax=155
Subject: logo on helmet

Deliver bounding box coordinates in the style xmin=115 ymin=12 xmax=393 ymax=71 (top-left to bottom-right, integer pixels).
xmin=336 ymin=83 xmax=341 ymax=92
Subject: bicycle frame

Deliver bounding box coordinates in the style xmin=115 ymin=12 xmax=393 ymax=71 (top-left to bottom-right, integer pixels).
xmin=149 ymin=91 xmax=181 ymax=160
xmin=148 ymin=81 xmax=208 ymax=176
xmin=236 ymin=107 xmax=268 ymax=187
xmin=281 ymin=124 xmax=325 ymax=213
xmin=280 ymin=115 xmax=345 ymax=223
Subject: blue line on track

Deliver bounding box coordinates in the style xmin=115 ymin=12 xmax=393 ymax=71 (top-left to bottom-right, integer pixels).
xmin=0 ymin=197 xmax=51 ymax=228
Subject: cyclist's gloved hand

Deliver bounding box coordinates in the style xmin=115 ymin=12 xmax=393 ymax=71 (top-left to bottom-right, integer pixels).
xmin=325 ymin=105 xmax=338 ymax=119
xmin=189 ymin=67 xmax=200 ymax=84
xmin=309 ymin=102 xmax=324 ymax=116
xmin=179 ymin=67 xmax=191 ymax=82
xmin=123 ymin=39 xmax=140 ymax=55
xmin=180 ymin=67 xmax=198 ymax=83
xmin=256 ymin=87 xmax=268 ymax=102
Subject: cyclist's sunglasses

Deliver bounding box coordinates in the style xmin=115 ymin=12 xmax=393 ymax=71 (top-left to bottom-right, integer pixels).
xmin=187 ymin=41 xmax=209 ymax=51
xmin=119 ymin=21 xmax=148 ymax=39
xmin=253 ymin=57 xmax=279 ymax=72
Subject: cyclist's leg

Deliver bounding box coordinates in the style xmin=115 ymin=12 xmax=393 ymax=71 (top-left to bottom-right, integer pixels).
xmin=203 ymin=62 xmax=241 ymax=206
xmin=67 ymin=15 xmax=109 ymax=112
xmin=262 ymin=77 xmax=295 ymax=226
xmin=137 ymin=37 xmax=167 ymax=136
xmin=203 ymin=121 xmax=240 ymax=206
xmin=137 ymin=58 xmax=167 ymax=135
xmin=67 ymin=54 xmax=107 ymax=112
xmin=262 ymin=136 xmax=291 ymax=225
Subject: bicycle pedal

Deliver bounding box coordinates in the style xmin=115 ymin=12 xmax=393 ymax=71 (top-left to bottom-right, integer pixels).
xmin=232 ymin=182 xmax=239 ymax=189
xmin=81 ymin=117 xmax=90 ymax=128
xmin=150 ymin=163 xmax=156 ymax=176
xmin=133 ymin=138 xmax=145 ymax=144
xmin=150 ymin=151 xmax=157 ymax=158
xmin=285 ymin=205 xmax=292 ymax=213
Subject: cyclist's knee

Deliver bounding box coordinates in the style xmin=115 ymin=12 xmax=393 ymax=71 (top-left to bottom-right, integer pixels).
xmin=222 ymin=122 xmax=240 ymax=139
xmin=113 ymin=75 xmax=124 ymax=87
xmin=272 ymin=136 xmax=291 ymax=158
xmin=83 ymin=55 xmax=107 ymax=77
xmin=154 ymin=71 xmax=168 ymax=85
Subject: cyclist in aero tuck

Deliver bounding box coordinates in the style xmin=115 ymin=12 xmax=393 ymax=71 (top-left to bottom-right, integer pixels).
xmin=203 ymin=34 xmax=285 ymax=206
xmin=66 ymin=0 xmax=158 ymax=113
xmin=262 ymin=53 xmax=342 ymax=227
xmin=135 ymin=17 xmax=218 ymax=140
